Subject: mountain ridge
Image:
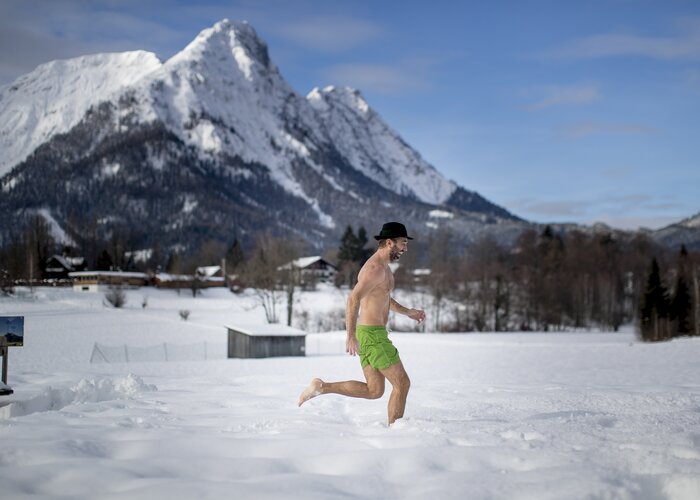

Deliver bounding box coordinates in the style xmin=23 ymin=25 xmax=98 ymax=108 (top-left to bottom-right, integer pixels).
xmin=1 ymin=19 xmax=696 ymax=252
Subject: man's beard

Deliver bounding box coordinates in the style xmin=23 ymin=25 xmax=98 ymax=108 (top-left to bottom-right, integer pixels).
xmin=390 ymin=248 xmax=403 ymax=261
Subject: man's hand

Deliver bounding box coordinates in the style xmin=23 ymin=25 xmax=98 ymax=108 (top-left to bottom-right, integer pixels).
xmin=346 ymin=334 xmax=359 ymax=356
xmin=407 ymin=308 xmax=426 ymax=324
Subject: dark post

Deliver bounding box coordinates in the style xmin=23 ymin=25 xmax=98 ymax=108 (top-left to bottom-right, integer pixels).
xmin=0 ymin=339 xmax=12 ymax=395
xmin=1 ymin=342 xmax=7 ymax=384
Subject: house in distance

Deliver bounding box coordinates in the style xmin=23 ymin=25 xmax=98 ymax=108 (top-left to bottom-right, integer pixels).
xmin=43 ymin=254 xmax=87 ymax=281
xmin=278 ymin=256 xmax=338 ymax=289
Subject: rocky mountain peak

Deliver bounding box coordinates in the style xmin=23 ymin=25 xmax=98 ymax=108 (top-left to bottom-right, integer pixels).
xmin=167 ymin=19 xmax=272 ymax=80
xmin=308 ymin=86 xmax=370 ymax=117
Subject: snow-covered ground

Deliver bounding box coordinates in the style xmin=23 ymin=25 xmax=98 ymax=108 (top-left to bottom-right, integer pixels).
xmin=1 ymin=286 xmax=699 ymax=499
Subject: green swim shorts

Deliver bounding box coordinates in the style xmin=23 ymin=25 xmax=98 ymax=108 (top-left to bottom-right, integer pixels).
xmin=356 ymin=325 xmax=401 ymax=370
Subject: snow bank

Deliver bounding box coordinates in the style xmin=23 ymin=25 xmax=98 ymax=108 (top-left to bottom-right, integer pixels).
xmin=0 ymin=374 xmax=156 ymax=419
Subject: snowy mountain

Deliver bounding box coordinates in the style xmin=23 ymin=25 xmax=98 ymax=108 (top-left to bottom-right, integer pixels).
xmin=307 ymin=86 xmax=455 ymax=205
xmin=676 ymin=212 xmax=700 ymax=230
xmin=0 ymin=19 xmax=525 ymax=252
xmin=651 ymin=212 xmax=700 ymax=250
xmin=0 ymin=50 xmax=162 ymax=176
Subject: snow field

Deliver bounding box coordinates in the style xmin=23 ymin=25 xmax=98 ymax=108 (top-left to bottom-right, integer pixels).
xmin=1 ymin=286 xmax=699 ymax=499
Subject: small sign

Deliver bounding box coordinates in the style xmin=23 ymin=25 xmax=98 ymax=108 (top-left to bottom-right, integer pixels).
xmin=1 ymin=316 xmax=24 ymax=347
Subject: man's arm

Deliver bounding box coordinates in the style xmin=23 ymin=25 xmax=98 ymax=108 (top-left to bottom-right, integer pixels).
xmin=390 ymin=298 xmax=426 ymax=324
xmin=345 ymin=264 xmax=384 ymax=356
xmin=345 ymin=293 xmax=361 ymax=355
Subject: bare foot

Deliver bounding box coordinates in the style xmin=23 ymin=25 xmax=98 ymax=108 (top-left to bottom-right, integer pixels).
xmin=298 ymin=378 xmax=323 ymax=407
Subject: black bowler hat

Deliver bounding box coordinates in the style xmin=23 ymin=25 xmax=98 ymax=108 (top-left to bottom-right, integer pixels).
xmin=374 ymin=222 xmax=413 ymax=240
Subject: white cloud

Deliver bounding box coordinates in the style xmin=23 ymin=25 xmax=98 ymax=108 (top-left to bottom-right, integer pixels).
xmin=509 ymin=193 xmax=687 ymax=230
xmin=278 ymin=16 xmax=382 ymax=52
xmin=557 ymin=122 xmax=659 ymax=139
xmin=541 ymin=16 xmax=700 ymax=60
xmin=521 ymin=83 xmax=599 ymax=111
xmin=509 ymin=199 xmax=589 ymax=217
xmin=684 ymin=68 xmax=700 ymax=93
xmin=599 ymin=166 xmax=636 ymax=180
xmin=321 ymin=61 xmax=433 ymax=94
xmin=0 ymin=0 xmax=184 ymax=85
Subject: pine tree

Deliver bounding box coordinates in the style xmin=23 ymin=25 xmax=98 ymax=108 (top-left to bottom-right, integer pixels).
xmin=165 ymin=252 xmax=181 ymax=274
xmin=356 ymin=227 xmax=371 ymax=262
xmin=639 ymin=257 xmax=671 ymax=341
xmin=338 ymin=225 xmax=358 ymax=263
xmin=96 ymin=249 xmax=113 ymax=271
xmin=336 ymin=225 xmax=370 ymax=288
xmin=671 ymin=245 xmax=692 ymax=336
xmin=226 ymin=238 xmax=245 ymax=269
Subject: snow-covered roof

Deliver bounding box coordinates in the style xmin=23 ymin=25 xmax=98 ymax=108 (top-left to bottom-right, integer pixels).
xmin=196 ymin=265 xmax=221 ymax=277
xmin=69 ymin=271 xmax=149 ymax=278
xmin=155 ymin=273 xmax=193 ymax=282
xmin=49 ymin=255 xmax=85 ymax=270
xmin=279 ymin=256 xmax=336 ymax=271
xmin=154 ymin=273 xmax=221 ymax=283
xmin=293 ymin=256 xmax=322 ymax=268
xmin=49 ymin=255 xmax=73 ymax=270
xmin=226 ymin=323 xmax=307 ymax=337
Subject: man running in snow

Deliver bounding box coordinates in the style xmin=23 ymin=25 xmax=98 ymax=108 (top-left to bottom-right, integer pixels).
xmin=298 ymin=222 xmax=425 ymax=425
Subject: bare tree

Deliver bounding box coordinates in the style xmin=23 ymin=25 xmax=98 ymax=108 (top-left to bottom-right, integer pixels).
xmin=240 ymin=232 xmax=302 ymax=324
xmin=277 ymin=239 xmax=304 ymax=326
xmin=104 ymin=286 xmax=127 ymax=308
xmin=25 ymin=215 xmax=55 ymax=285
xmin=0 ymin=268 xmax=13 ymax=295
xmin=424 ymin=230 xmax=457 ymax=332
xmin=464 ymin=236 xmax=512 ymax=331
xmin=693 ymin=264 xmax=700 ymax=336
xmin=512 ymin=229 xmax=539 ymax=330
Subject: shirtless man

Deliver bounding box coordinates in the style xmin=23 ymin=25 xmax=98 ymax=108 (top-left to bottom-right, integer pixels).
xmin=298 ymin=222 xmax=426 ymax=425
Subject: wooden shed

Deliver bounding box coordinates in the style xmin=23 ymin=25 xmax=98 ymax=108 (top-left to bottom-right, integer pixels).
xmin=226 ymin=324 xmax=307 ymax=359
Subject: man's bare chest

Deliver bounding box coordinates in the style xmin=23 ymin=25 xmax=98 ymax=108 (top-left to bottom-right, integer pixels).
xmin=381 ymin=267 xmax=394 ymax=294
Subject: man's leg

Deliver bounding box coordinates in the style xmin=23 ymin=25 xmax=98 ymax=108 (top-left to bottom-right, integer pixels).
xmin=298 ymin=365 xmax=385 ymax=406
xmin=379 ymin=361 xmax=410 ymax=425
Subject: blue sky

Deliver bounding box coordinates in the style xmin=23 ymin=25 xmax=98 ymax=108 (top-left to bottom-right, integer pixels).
xmin=1 ymin=0 xmax=698 ymax=229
